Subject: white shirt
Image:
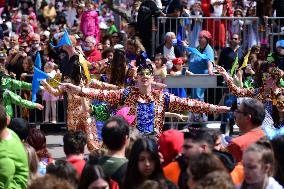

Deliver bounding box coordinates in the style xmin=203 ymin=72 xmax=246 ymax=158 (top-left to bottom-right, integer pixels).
xmin=163 ymin=46 xmax=176 ymax=70
xmin=210 ymin=0 xmax=224 ymax=17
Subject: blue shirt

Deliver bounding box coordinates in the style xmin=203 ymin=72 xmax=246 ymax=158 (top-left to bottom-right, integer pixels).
xmin=188 ymin=44 xmax=214 ymax=74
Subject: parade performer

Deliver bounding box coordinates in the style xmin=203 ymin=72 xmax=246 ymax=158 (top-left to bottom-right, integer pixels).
xmin=0 ymin=66 xmax=44 ymax=118
xmin=40 ymin=62 xmax=119 ymax=150
xmin=61 ymin=62 xmax=230 ymax=134
xmin=216 ymin=64 xmax=284 ymax=128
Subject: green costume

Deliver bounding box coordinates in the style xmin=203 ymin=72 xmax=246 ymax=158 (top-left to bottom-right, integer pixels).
xmin=1 ymin=77 xmax=36 ymax=118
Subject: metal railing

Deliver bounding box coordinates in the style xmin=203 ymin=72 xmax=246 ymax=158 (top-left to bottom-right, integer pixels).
xmin=152 ymin=16 xmax=284 ymax=57
xmin=13 ymin=75 xmax=235 ymax=133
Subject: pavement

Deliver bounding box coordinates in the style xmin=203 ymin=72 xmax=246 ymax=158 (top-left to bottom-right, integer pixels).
xmin=45 ymin=123 xmax=238 ymax=159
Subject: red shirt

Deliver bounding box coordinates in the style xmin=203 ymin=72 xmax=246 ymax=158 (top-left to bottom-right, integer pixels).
xmin=67 ymin=155 xmax=86 ymax=176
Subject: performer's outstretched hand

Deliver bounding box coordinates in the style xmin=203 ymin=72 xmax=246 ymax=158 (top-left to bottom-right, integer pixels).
xmin=61 ymin=83 xmax=81 ymax=93
xmin=215 ymin=65 xmax=230 ymax=81
xmin=35 ymin=103 xmax=44 ymax=110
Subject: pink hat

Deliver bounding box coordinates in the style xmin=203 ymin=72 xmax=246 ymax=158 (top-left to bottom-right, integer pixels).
xmin=199 ymin=30 xmax=212 ymax=39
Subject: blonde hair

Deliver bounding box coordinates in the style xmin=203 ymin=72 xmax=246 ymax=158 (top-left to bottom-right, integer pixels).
xmin=24 ymin=143 xmax=39 ymax=183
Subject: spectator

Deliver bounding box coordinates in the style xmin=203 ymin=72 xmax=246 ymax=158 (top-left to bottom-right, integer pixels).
xmin=24 ymin=143 xmax=39 ymax=185
xmin=230 ymin=9 xmax=244 ymax=37
xmin=227 ymin=98 xmax=266 ymax=162
xmin=164 ymin=0 xmax=182 ymax=32
xmin=163 ymin=129 xmax=215 ymax=189
xmin=271 ymin=136 xmax=284 ymax=186
xmin=28 ymin=33 xmax=41 ymax=61
xmin=152 ymin=53 xmax=167 ymax=86
xmin=187 ymin=30 xmax=214 ymax=123
xmin=106 ymin=17 xmax=118 ymax=36
xmin=46 ymin=160 xmax=79 ymax=187
xmin=0 ymin=105 xmax=29 ymax=188
xmin=125 ymin=127 xmax=142 ymax=159
xmin=156 ymin=32 xmax=182 ymax=71
xmin=201 ymin=0 xmax=233 ymax=49
xmin=26 ymin=128 xmax=53 ymax=175
xmin=97 ymin=116 xmax=129 ymax=186
xmin=53 ymin=34 xmax=78 ymax=79
xmin=78 ymin=164 xmax=119 ymax=189
xmin=83 ymin=36 xmax=102 ymax=74
xmin=124 ymin=138 xmax=177 ymax=189
xmin=126 ymin=22 xmax=138 ymax=39
xmin=218 ymin=33 xmax=245 ymax=73
xmin=273 ymin=0 xmax=284 ymax=28
xmin=80 ymin=1 xmax=100 ymax=42
xmin=29 ymin=175 xmax=75 ymax=189
xmin=267 ymin=40 xmax=284 ymax=70
xmin=240 ymin=140 xmax=283 ymax=189
xmin=138 ymin=180 xmax=163 ymax=189
xmin=8 ymin=117 xmax=30 ymax=142
xmin=187 ymin=153 xmax=227 ymax=189
xmin=42 ymin=2 xmax=57 ymax=23
xmin=8 ymin=34 xmax=19 ymax=51
xmin=159 ymin=129 xmax=184 ymax=167
xmin=126 ymin=37 xmax=145 ymax=61
xmin=137 ymin=0 xmax=164 ymax=55
xmin=63 ymin=130 xmax=87 ymax=176
xmin=6 ymin=41 xmax=29 ymax=80
xmin=193 ymin=171 xmax=235 ymax=189
xmin=110 ymin=32 xmax=121 ymax=47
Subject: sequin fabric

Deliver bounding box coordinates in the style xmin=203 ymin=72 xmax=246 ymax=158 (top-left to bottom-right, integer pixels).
xmin=137 ymin=102 xmax=155 ymax=133
xmin=79 ymin=86 xmax=228 ymax=133
xmin=42 ymin=82 xmax=99 ymax=150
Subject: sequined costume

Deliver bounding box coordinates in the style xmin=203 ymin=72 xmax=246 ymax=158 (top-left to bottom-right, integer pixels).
xmin=42 ymin=79 xmax=119 ymax=150
xmin=1 ymin=77 xmax=37 ymax=118
xmin=226 ymin=78 xmax=275 ymax=128
xmin=77 ymin=87 xmax=229 ymax=134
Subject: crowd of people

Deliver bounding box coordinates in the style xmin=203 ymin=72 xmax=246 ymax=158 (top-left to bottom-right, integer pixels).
xmin=0 ymin=0 xmax=284 ymax=188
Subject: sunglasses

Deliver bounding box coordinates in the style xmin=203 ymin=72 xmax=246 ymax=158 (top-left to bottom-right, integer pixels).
xmin=232 ymin=38 xmax=239 ymax=40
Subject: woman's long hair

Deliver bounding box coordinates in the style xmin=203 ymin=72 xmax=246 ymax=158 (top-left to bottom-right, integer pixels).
xmin=109 ymin=49 xmax=127 ymax=87
xmin=123 ymin=138 xmax=165 ymax=189
xmin=78 ymin=164 xmax=111 ymax=189
xmin=70 ymin=60 xmax=85 ymax=86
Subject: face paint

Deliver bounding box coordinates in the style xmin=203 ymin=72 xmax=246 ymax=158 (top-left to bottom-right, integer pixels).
xmin=273 ymin=98 xmax=284 ymax=107
xmin=138 ymin=69 xmax=152 ymax=77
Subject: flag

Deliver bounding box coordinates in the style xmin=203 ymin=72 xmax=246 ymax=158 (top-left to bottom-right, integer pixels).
xmin=32 ymin=67 xmax=49 ymax=102
xmin=239 ymin=49 xmax=250 ymax=69
xmin=79 ymin=53 xmax=91 ymax=83
xmin=186 ymin=47 xmax=208 ymax=60
xmin=230 ymin=55 xmax=238 ymax=77
xmin=34 ymin=51 xmax=41 ymax=69
xmin=177 ymin=25 xmax=183 ymax=49
xmin=50 ymin=30 xmax=72 ymax=48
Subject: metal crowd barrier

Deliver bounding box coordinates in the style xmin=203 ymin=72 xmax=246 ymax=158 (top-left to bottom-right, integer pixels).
xmin=12 ymin=74 xmax=235 ymax=133
xmin=152 ymin=16 xmax=284 ymax=57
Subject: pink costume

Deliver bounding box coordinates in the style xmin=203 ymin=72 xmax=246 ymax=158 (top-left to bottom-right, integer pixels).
xmin=80 ymin=10 xmax=100 ymax=42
